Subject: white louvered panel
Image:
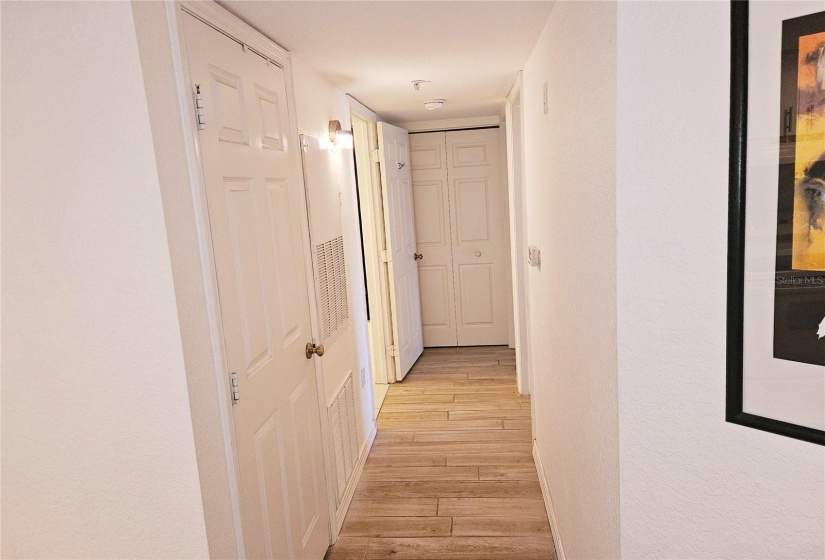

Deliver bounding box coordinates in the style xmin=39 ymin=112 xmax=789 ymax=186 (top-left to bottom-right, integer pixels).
xmin=315 ymin=235 xmax=349 ymax=341
xmin=327 ymin=394 xmax=347 ymax=505
xmin=332 ymin=239 xmax=342 ymax=333
xmin=315 ymin=242 xmax=331 ymax=338
xmin=343 ymin=377 xmax=358 ymax=478
xmin=327 ymin=371 xmax=359 ymax=507
xmin=324 ymin=240 xmax=337 ymax=337
xmin=341 ymin=376 xmax=354 ymax=478
xmin=335 ymin=237 xmax=349 ymax=324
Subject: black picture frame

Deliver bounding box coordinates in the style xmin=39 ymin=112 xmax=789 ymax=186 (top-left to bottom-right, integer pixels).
xmin=726 ymin=0 xmax=825 ymax=446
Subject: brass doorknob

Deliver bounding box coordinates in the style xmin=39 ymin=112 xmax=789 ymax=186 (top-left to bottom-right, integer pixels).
xmin=306 ymin=342 xmax=325 ymax=359
xmin=414 ymin=253 xmax=423 ymax=260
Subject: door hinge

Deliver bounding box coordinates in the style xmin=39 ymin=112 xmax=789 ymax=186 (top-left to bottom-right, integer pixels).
xmin=194 ymin=85 xmax=206 ymax=130
xmin=379 ymin=250 xmax=391 ymax=263
xmin=371 ymin=149 xmax=381 ymax=163
xmin=386 ymin=345 xmax=399 ymax=357
xmin=229 ymin=371 xmax=239 ymax=404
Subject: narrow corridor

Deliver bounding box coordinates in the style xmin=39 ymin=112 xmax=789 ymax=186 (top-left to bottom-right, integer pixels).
xmin=325 ymin=346 xmax=556 ymax=560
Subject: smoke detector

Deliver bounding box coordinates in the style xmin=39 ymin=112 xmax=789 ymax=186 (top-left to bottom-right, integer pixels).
xmin=424 ymin=99 xmax=445 ymax=110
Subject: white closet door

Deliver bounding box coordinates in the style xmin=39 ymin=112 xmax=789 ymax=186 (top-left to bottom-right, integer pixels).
xmin=183 ymin=13 xmax=330 ymax=559
xmin=447 ymin=128 xmax=510 ymax=346
xmin=410 ymin=128 xmax=511 ymax=347
xmin=410 ymin=132 xmax=457 ymax=347
xmin=378 ymin=122 xmax=424 ymax=379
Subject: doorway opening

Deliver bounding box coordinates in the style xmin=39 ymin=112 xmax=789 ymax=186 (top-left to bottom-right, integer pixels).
xmin=408 ymin=126 xmax=513 ymax=348
xmin=350 ymin=99 xmax=395 ymax=415
xmin=350 ymin=101 xmax=525 ymax=422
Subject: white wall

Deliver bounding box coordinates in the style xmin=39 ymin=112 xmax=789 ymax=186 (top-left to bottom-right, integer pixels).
xmin=522 ymin=3 xmax=621 ymax=559
xmin=291 ymin=57 xmax=375 ymax=449
xmin=616 ymin=2 xmax=825 ymax=558
xmin=1 ymin=2 xmax=210 ymax=558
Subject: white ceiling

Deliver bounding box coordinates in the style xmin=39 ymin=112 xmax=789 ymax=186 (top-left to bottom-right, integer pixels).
xmin=217 ymin=1 xmax=555 ymax=123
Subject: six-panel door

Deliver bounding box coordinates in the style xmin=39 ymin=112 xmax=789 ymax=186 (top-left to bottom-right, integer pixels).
xmin=183 ymin=13 xmax=330 ymax=559
xmin=378 ymin=122 xmax=425 ymax=378
xmin=410 ymin=129 xmax=510 ymax=347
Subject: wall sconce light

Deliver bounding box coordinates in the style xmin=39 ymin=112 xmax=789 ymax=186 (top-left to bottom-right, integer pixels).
xmin=328 ymin=120 xmax=353 ymax=149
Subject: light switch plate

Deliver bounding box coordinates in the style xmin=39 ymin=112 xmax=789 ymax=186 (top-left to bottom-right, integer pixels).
xmin=528 ymin=246 xmax=541 ymax=268
xmin=543 ymin=81 xmax=548 ymax=115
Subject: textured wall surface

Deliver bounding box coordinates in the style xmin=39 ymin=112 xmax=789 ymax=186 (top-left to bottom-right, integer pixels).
xmin=616 ymin=2 xmax=825 ymax=558
xmin=522 ymin=2 xmax=621 ymax=558
xmin=1 ymin=2 xmax=209 ymax=558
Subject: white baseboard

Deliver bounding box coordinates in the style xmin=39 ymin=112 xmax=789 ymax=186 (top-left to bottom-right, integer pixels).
xmin=335 ymin=422 xmax=377 ymax=533
xmin=533 ymin=440 xmax=566 ymax=560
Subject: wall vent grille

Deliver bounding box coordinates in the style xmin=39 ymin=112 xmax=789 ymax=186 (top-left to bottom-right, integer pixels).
xmin=315 ymin=236 xmax=349 ymax=340
xmin=328 ymin=372 xmax=359 ymax=506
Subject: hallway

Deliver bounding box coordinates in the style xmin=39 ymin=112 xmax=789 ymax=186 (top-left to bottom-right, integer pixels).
xmin=326 ymin=347 xmax=555 ymax=560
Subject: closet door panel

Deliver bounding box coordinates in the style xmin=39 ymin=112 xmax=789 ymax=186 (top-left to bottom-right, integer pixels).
xmin=410 ymin=132 xmax=457 ymax=346
xmin=447 ymin=128 xmax=510 ymax=346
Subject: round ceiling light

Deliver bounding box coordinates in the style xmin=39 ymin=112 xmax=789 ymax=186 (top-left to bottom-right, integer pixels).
xmin=424 ymin=99 xmax=445 ymax=110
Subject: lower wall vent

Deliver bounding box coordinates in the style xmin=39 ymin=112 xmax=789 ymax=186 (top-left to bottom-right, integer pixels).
xmin=327 ymin=372 xmax=359 ymax=506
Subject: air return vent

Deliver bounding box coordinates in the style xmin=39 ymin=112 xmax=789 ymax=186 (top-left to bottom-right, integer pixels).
xmin=315 ymin=236 xmax=349 ymax=341
xmin=328 ymin=372 xmax=359 ymax=506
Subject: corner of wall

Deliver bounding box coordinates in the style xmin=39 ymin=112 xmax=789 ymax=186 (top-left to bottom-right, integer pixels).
xmin=521 ymin=2 xmax=620 ymax=558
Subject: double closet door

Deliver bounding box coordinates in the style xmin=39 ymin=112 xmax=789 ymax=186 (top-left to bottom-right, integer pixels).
xmin=410 ymin=128 xmax=511 ymax=347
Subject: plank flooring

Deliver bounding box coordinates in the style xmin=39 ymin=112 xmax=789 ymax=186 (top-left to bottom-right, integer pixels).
xmin=325 ymin=346 xmax=556 ymax=560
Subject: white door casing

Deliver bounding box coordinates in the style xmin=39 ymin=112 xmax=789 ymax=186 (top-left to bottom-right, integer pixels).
xmin=350 ymin=102 xmax=394 ymax=390
xmin=410 ymin=128 xmax=510 ymax=347
xmin=506 ymin=75 xmax=532 ymax=396
xmin=409 ymin=132 xmax=458 ymax=346
xmin=377 ymin=122 xmax=424 ymax=379
xmin=182 ymin=13 xmax=330 ymax=559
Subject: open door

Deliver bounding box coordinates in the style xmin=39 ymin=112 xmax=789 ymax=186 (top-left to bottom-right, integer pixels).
xmin=377 ymin=122 xmax=423 ymax=380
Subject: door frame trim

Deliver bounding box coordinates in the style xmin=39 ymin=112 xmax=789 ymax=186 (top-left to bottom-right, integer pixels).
xmin=168 ymin=0 xmax=339 ymax=552
xmin=505 ymin=72 xmax=533 ymax=398
xmin=349 ymin=97 xmax=396 ymax=387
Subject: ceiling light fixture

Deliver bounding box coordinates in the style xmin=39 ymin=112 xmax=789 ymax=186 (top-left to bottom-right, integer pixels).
xmin=424 ymin=99 xmax=445 ymax=110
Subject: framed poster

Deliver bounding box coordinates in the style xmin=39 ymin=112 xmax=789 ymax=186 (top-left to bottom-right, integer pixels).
xmin=727 ymin=0 xmax=825 ymax=446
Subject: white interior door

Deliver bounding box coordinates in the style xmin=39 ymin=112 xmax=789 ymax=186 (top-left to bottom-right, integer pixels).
xmin=409 ymin=128 xmax=511 ymax=347
xmin=447 ymin=128 xmax=510 ymax=345
xmin=410 ymin=132 xmax=457 ymax=346
xmin=183 ymin=14 xmax=330 ymax=559
xmin=377 ymin=122 xmax=424 ymax=379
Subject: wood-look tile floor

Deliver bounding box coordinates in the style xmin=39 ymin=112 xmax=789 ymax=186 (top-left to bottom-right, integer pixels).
xmin=325 ymin=346 xmax=556 ymax=560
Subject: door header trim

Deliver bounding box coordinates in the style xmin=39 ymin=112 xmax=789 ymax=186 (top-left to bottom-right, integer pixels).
xmin=408 ymin=125 xmax=500 ymax=135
